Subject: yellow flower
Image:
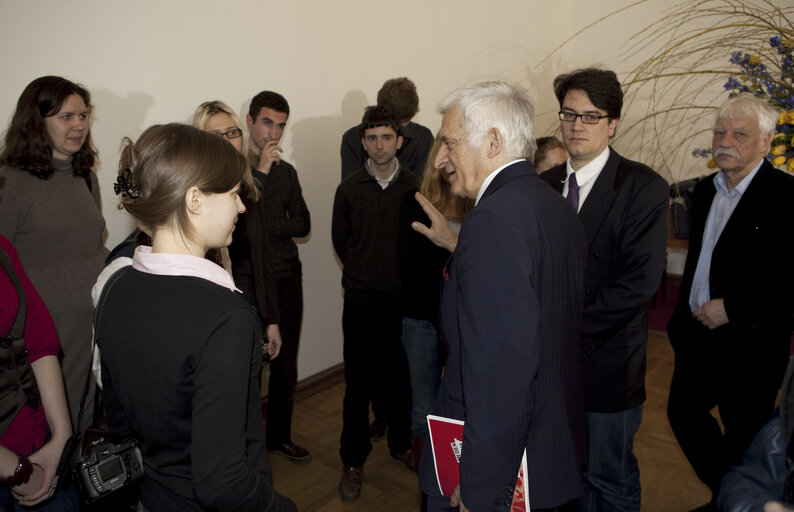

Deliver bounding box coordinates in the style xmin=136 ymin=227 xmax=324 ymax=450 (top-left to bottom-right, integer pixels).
xmin=781 ymin=110 xmax=794 ymax=125
xmin=788 ymin=157 xmax=794 ymax=173
xmin=748 ymin=55 xmax=762 ymax=65
xmin=706 ymin=158 xmax=718 ymax=169
xmin=774 ymin=132 xmax=786 ymax=142
xmin=773 ymin=155 xmax=786 ymax=167
xmin=772 ymin=144 xmax=788 ymax=156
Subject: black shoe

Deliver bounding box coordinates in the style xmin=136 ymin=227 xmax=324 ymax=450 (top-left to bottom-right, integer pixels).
xmin=267 ymin=441 xmax=312 ymax=463
xmin=339 ymin=466 xmax=363 ymax=501
xmin=369 ymin=417 xmax=388 ymax=441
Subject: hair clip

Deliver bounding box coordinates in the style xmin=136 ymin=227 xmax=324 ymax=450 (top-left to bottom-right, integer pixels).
xmin=114 ymin=168 xmax=141 ymax=199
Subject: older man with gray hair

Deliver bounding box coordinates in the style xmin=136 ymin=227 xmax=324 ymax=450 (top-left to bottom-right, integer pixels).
xmin=667 ymin=95 xmax=794 ymax=505
xmin=417 ymin=81 xmax=588 ymax=511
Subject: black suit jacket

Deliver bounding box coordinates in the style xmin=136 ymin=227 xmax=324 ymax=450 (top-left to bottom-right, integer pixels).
xmin=419 ymin=161 xmax=588 ymax=510
xmin=667 ymin=160 xmax=794 ymax=378
xmin=228 ymin=169 xmax=279 ymax=326
xmin=542 ymin=148 xmax=668 ymax=412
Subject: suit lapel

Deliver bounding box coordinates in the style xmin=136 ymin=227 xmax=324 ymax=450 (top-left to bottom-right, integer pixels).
xmin=715 ymin=160 xmax=772 ymax=246
xmin=577 ymin=148 xmax=620 ymax=243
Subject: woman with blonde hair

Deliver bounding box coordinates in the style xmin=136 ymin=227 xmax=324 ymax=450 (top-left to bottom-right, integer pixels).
xmin=98 ymin=123 xmax=295 ymax=512
xmin=398 ymin=136 xmax=473 ymax=461
xmin=192 ymin=100 xmax=312 ymax=462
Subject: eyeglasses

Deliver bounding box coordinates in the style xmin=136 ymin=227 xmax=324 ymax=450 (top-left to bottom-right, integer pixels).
xmin=558 ymin=111 xmax=611 ymax=124
xmin=210 ymin=128 xmax=243 ymax=140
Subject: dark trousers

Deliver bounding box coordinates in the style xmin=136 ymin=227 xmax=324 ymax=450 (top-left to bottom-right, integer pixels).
xmin=266 ymin=275 xmax=303 ymax=446
xmin=340 ymin=301 xmax=412 ymax=467
xmin=667 ymin=317 xmax=785 ymax=493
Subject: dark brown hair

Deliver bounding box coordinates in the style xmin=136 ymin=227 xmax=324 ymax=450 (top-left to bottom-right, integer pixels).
xmin=0 ymin=76 xmax=97 ymax=179
xmin=553 ymin=68 xmax=623 ymax=119
xmin=118 ymin=124 xmax=247 ymax=241
xmin=533 ymin=136 xmax=566 ymax=168
xmin=377 ymin=77 xmax=419 ymax=124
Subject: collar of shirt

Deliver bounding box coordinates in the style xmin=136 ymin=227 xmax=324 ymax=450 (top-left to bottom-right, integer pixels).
xmin=132 ymin=245 xmax=240 ymax=293
xmin=365 ymin=158 xmax=401 ymax=189
xmin=565 ymin=146 xmax=610 ymax=190
xmin=475 ymin=159 xmax=525 ymax=205
xmin=713 ymin=158 xmax=763 ymax=197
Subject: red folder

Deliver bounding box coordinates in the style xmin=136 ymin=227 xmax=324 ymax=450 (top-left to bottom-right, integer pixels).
xmin=427 ymin=414 xmax=530 ymax=511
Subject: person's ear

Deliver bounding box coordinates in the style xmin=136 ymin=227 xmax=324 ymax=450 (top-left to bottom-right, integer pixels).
xmin=185 ymin=186 xmax=202 ymax=215
xmin=486 ymin=128 xmax=503 ymax=158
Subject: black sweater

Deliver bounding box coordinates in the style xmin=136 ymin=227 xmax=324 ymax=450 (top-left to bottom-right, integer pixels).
xmin=397 ymin=190 xmax=451 ymax=324
xmin=331 ymin=168 xmax=419 ymax=304
xmin=97 ymin=269 xmax=291 ymax=512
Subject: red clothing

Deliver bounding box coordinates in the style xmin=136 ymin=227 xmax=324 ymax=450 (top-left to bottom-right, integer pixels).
xmin=0 ymin=235 xmax=58 ymax=455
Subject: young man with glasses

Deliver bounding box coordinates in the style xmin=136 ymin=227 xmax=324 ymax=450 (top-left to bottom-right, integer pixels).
xmin=246 ymin=91 xmax=312 ymax=464
xmin=541 ymin=68 xmax=668 ymax=512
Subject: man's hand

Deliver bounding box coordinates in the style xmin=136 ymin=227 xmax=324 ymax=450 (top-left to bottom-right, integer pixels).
xmin=411 ymin=192 xmax=458 ymax=252
xmin=257 ymin=140 xmax=282 ymax=175
xmin=450 ymin=485 xmax=470 ymax=512
xmin=266 ymin=323 xmax=283 ymax=360
xmin=693 ymin=298 xmax=729 ymax=329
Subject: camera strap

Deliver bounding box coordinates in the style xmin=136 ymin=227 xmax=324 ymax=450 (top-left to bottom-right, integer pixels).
xmin=76 ymin=265 xmax=131 ymax=431
xmin=57 ymin=266 xmax=132 ymax=481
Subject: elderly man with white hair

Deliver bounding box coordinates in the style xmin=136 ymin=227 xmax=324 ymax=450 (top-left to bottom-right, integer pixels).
xmin=417 ymin=81 xmax=588 ymax=512
xmin=667 ymin=95 xmax=794 ymax=506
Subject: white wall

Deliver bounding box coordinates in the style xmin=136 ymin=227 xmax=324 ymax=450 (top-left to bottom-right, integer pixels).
xmin=0 ymin=0 xmax=706 ymax=379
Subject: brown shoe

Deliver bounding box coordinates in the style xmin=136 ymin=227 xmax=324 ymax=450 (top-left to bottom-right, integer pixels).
xmin=267 ymin=441 xmax=312 ymax=464
xmin=390 ymin=448 xmax=417 ymax=473
xmin=339 ymin=466 xmax=363 ymax=501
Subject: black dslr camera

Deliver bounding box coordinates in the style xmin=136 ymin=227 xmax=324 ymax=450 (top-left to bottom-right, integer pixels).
xmin=75 ymin=437 xmax=144 ymax=502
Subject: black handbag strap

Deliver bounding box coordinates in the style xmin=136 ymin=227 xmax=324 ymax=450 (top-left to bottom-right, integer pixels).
xmin=75 ymin=265 xmax=131 ymax=434
xmin=0 ymin=245 xmax=26 ymax=340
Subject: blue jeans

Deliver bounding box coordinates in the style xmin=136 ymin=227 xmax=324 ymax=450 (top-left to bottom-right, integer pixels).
xmin=580 ymin=405 xmax=643 ymax=512
xmin=401 ymin=317 xmax=442 ymax=440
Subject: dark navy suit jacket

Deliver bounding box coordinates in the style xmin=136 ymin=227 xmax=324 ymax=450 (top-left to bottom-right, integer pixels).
xmin=419 ymin=161 xmax=588 ymax=510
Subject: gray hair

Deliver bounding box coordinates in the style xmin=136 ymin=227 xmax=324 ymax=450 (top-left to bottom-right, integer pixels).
xmin=438 ymin=81 xmax=536 ymax=161
xmin=714 ymin=95 xmax=778 ymax=137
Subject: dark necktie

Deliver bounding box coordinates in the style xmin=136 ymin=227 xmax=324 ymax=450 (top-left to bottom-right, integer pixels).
xmin=567 ymin=173 xmax=580 ymax=212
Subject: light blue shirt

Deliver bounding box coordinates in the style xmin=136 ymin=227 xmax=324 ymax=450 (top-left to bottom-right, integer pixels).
xmin=688 ymin=160 xmax=762 ymax=311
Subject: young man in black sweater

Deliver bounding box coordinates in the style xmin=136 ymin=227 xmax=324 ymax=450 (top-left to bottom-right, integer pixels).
xmin=331 ymin=106 xmax=419 ymax=501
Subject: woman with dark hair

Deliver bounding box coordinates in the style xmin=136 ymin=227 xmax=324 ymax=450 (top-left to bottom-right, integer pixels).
xmin=98 ymin=123 xmax=295 ymax=512
xmin=0 ymin=76 xmax=108 ymax=431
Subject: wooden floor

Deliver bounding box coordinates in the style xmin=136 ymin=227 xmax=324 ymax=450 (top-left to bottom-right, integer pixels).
xmin=268 ymin=330 xmax=712 ymax=511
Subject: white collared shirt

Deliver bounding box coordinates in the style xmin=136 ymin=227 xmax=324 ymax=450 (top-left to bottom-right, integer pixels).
xmin=688 ymin=159 xmax=762 ymax=310
xmin=365 ymin=159 xmax=401 ymax=190
xmin=475 ymin=159 xmax=525 ymax=205
xmin=563 ymin=147 xmax=611 ymax=212
xmin=132 ymin=245 xmax=240 ymax=293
